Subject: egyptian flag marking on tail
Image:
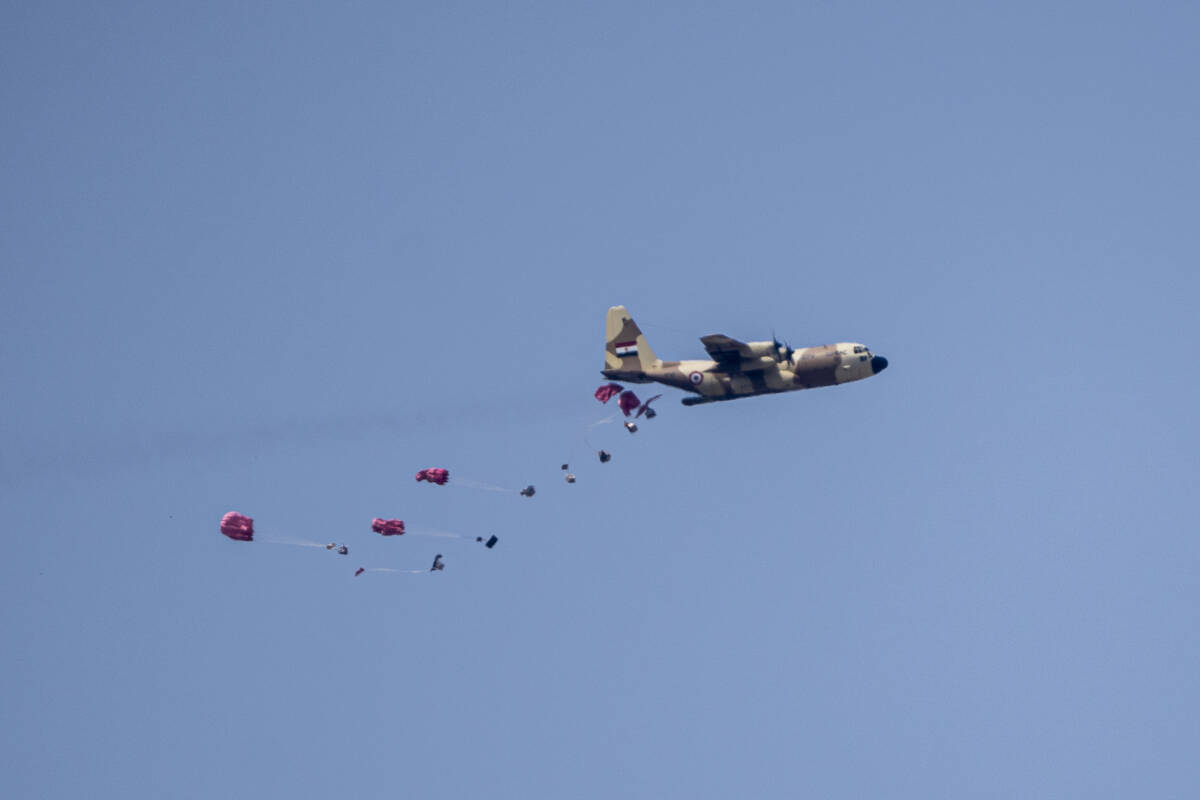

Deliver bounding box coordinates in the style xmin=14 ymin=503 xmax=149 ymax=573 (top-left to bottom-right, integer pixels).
xmin=615 ymin=340 xmax=638 ymax=358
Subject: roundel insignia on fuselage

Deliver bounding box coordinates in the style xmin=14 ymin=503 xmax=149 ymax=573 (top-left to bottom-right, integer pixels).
xmin=689 ymin=371 xmax=704 ymax=385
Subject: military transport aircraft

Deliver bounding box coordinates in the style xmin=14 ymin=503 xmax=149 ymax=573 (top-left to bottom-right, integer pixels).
xmin=602 ymin=305 xmax=888 ymax=405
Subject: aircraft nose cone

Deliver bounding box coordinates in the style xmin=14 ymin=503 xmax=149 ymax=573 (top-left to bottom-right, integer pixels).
xmin=871 ymin=355 xmax=889 ymax=374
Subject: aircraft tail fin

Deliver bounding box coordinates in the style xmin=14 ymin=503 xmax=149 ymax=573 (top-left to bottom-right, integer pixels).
xmin=604 ymin=306 xmax=659 ymax=380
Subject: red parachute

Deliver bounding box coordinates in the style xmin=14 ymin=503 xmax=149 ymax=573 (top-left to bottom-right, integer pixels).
xmin=415 ymin=468 xmax=449 ymax=485
xmin=617 ymin=390 xmax=640 ymax=417
xmin=371 ymin=518 xmax=406 ymax=536
xmin=594 ymin=383 xmax=622 ymax=404
xmin=219 ymin=511 xmax=254 ymax=542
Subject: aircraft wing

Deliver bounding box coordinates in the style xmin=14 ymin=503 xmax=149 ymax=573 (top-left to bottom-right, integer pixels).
xmin=700 ymin=334 xmax=755 ymax=368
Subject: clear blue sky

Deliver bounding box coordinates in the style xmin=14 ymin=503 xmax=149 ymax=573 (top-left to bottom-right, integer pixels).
xmin=4 ymin=2 xmax=1198 ymax=797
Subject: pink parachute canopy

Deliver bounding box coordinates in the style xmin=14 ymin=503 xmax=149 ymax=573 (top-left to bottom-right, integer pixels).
xmin=617 ymin=390 xmax=641 ymax=417
xmin=415 ymin=465 xmax=448 ymax=484
xmin=371 ymin=518 xmax=406 ymax=536
xmin=594 ymin=383 xmax=622 ymax=404
xmin=220 ymin=511 xmax=254 ymax=542
xmin=415 ymin=468 xmax=449 ymax=485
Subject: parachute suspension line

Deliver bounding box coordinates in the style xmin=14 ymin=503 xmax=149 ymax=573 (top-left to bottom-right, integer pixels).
xmin=261 ymin=537 xmax=328 ymax=548
xmin=365 ymin=568 xmax=427 ymax=575
xmin=404 ymin=527 xmax=464 ymax=540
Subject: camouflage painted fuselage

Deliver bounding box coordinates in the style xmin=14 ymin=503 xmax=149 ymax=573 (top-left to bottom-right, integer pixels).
xmin=602 ymin=305 xmax=888 ymax=405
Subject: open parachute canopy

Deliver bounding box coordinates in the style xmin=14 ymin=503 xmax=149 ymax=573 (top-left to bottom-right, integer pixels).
xmin=220 ymin=511 xmax=254 ymax=542
xmin=371 ymin=518 xmax=406 ymax=536
xmin=594 ymin=383 xmax=622 ymax=404
xmin=415 ymin=468 xmax=449 ymax=485
xmin=617 ymin=390 xmax=641 ymax=417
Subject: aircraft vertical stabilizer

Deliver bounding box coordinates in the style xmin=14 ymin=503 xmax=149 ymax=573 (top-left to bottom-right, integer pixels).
xmin=604 ymin=306 xmax=659 ymax=379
